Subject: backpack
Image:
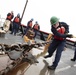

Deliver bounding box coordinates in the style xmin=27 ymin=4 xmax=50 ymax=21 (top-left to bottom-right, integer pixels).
xmin=60 ymin=22 xmax=69 ymax=33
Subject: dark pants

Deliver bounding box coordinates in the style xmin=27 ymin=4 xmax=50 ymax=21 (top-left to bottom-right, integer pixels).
xmin=33 ymin=29 xmax=38 ymax=38
xmin=48 ymin=39 xmax=66 ymax=67
xmin=11 ymin=22 xmax=19 ymax=35
xmin=73 ymin=48 xmax=76 ymax=60
xmin=24 ymin=26 xmax=31 ymax=35
xmin=9 ymin=21 xmax=13 ymax=31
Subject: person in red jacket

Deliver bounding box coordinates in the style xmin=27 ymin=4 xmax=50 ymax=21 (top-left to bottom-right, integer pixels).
xmin=10 ymin=13 xmax=21 ymax=35
xmin=44 ymin=16 xmax=73 ymax=70
xmin=3 ymin=11 xmax=14 ymax=32
xmin=33 ymin=21 xmax=40 ymax=38
xmin=24 ymin=18 xmax=34 ymax=35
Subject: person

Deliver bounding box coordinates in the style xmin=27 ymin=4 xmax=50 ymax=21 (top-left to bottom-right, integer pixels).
xmin=11 ymin=13 xmax=21 ymax=35
xmin=44 ymin=16 xmax=73 ymax=70
xmin=71 ymin=42 xmax=76 ymax=61
xmin=23 ymin=28 xmax=35 ymax=43
xmin=33 ymin=21 xmax=40 ymax=38
xmin=3 ymin=11 xmax=14 ymax=32
xmin=23 ymin=29 xmax=39 ymax=63
xmin=24 ymin=18 xmax=34 ymax=35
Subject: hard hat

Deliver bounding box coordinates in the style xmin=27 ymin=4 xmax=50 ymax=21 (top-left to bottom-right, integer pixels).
xmin=17 ymin=13 xmax=20 ymax=17
xmin=31 ymin=18 xmax=34 ymax=21
xmin=50 ymin=16 xmax=59 ymax=25
xmin=35 ymin=21 xmax=38 ymax=24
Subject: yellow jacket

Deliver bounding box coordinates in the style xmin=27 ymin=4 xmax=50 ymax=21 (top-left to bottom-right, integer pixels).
xmin=23 ymin=35 xmax=35 ymax=43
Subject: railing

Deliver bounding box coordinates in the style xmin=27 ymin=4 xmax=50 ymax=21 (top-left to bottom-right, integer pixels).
xmin=0 ymin=15 xmax=75 ymax=49
xmin=21 ymin=24 xmax=76 ymax=50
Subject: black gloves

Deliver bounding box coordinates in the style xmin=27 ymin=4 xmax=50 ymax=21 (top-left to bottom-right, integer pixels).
xmin=66 ymin=34 xmax=73 ymax=38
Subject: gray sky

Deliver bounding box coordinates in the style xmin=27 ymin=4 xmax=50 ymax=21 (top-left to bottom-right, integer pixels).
xmin=0 ymin=0 xmax=76 ymax=36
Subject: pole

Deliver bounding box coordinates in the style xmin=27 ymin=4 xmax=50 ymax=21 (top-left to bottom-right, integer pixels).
xmin=20 ymin=0 xmax=28 ymax=34
xmin=20 ymin=0 xmax=28 ymax=22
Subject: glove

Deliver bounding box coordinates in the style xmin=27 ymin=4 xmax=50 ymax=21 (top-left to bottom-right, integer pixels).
xmin=66 ymin=34 xmax=73 ymax=38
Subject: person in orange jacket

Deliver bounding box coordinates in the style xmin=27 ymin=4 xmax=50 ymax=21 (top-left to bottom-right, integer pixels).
xmin=33 ymin=21 xmax=40 ymax=38
xmin=24 ymin=18 xmax=34 ymax=35
xmin=10 ymin=13 xmax=21 ymax=35
xmin=44 ymin=16 xmax=73 ymax=70
xmin=3 ymin=11 xmax=14 ymax=32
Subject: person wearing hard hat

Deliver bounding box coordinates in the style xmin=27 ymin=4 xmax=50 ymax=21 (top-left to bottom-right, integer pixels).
xmin=44 ymin=16 xmax=73 ymax=70
xmin=33 ymin=21 xmax=40 ymax=38
xmin=10 ymin=13 xmax=21 ymax=35
xmin=24 ymin=18 xmax=34 ymax=35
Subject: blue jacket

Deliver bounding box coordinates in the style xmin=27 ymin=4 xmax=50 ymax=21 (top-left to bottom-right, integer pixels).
xmin=51 ymin=24 xmax=67 ymax=40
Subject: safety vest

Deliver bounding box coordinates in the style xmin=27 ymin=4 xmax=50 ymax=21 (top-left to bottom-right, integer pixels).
xmin=33 ymin=24 xmax=39 ymax=30
xmin=54 ymin=26 xmax=65 ymax=40
xmin=14 ymin=17 xmax=20 ymax=23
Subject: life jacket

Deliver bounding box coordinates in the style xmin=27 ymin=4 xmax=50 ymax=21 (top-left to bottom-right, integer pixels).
xmin=7 ymin=15 xmax=12 ymax=20
xmin=54 ymin=26 xmax=65 ymax=40
xmin=60 ymin=22 xmax=69 ymax=33
xmin=33 ymin=24 xmax=39 ymax=30
xmin=14 ymin=17 xmax=20 ymax=23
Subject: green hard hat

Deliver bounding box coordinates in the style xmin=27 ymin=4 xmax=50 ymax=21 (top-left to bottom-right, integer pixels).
xmin=50 ymin=16 xmax=59 ymax=25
